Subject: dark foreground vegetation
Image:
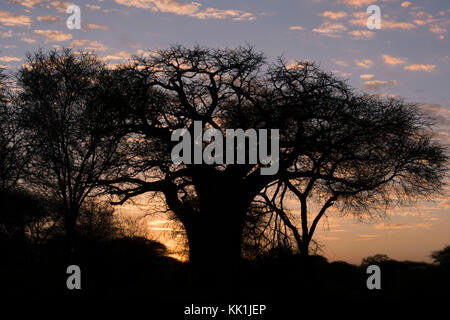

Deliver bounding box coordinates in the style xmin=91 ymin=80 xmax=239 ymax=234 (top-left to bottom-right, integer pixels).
xmin=1 ymin=190 xmax=449 ymax=300
xmin=2 ymin=236 xmax=450 ymax=300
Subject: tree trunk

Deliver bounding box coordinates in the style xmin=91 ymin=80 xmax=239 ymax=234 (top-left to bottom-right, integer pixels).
xmin=299 ymin=238 xmax=310 ymax=258
xmin=185 ymin=189 xmax=248 ymax=296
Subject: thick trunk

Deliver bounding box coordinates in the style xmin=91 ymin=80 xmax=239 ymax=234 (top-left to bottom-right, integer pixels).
xmin=185 ymin=192 xmax=248 ymax=295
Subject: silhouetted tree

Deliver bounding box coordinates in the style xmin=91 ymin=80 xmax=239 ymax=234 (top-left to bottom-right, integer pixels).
xmin=98 ymin=45 xmax=447 ymax=288
xmin=0 ymin=188 xmax=49 ymax=243
xmin=361 ymin=254 xmax=392 ymax=267
xmin=0 ymin=69 xmax=30 ymax=191
xmin=256 ymin=66 xmax=448 ymax=257
xmin=431 ymin=245 xmax=450 ymax=269
xmin=76 ymin=201 xmax=120 ymax=241
xmin=16 ymin=49 xmax=125 ymax=251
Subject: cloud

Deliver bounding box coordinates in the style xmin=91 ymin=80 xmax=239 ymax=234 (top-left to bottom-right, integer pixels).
xmin=358 ymin=234 xmax=380 ymax=240
xmin=354 ymin=59 xmax=373 ymax=68
xmin=363 ymin=79 xmax=398 ymax=90
xmin=429 ymin=25 xmax=447 ymax=34
xmin=330 ymin=58 xmax=349 ymax=67
xmin=348 ymin=30 xmax=375 ymax=40
xmin=102 ymin=51 xmax=132 ymax=61
xmin=86 ymin=4 xmax=101 ymax=10
xmin=404 ymin=64 xmax=436 ymax=72
xmin=376 ymin=222 xmax=433 ymax=230
xmin=85 ymin=24 xmax=109 ymax=31
xmin=360 ymin=74 xmax=374 ymax=79
xmin=115 ymin=0 xmax=255 ymax=21
xmin=383 ymin=20 xmax=416 ymax=30
xmin=289 ymin=26 xmax=304 ymax=31
xmin=413 ymin=19 xmax=428 ymax=26
xmin=37 ymin=15 xmax=60 ymax=22
xmin=320 ymin=11 xmax=347 ymax=20
xmin=193 ymin=8 xmax=255 ymax=21
xmin=21 ymin=37 xmax=36 ymax=43
xmin=50 ymin=1 xmax=74 ymax=13
xmin=312 ymin=21 xmax=347 ymax=38
xmin=0 ymin=10 xmax=32 ymax=27
xmin=332 ymin=70 xmax=352 ymax=77
xmin=33 ymin=29 xmax=72 ymax=41
xmin=401 ymin=1 xmax=412 ymax=8
xmin=375 ymin=223 xmax=412 ymax=230
xmin=0 ymin=29 xmax=12 ymax=38
xmin=0 ymin=56 xmax=21 ymax=62
xmin=70 ymin=39 xmax=108 ymax=51
xmin=339 ymin=0 xmax=392 ymax=7
xmin=382 ymin=54 xmax=408 ymax=65
xmin=7 ymin=0 xmax=43 ymax=8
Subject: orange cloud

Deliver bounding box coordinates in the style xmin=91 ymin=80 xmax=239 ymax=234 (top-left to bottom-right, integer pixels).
xmin=71 ymin=40 xmax=108 ymax=51
xmin=360 ymin=74 xmax=374 ymax=79
xmin=85 ymin=24 xmax=110 ymax=31
xmin=313 ymin=22 xmax=347 ymax=38
xmin=401 ymin=1 xmax=412 ymax=8
xmin=86 ymin=4 xmax=101 ymax=10
xmin=348 ymin=30 xmax=375 ymax=40
xmin=330 ymin=58 xmax=349 ymax=67
xmin=382 ymin=54 xmax=408 ymax=65
xmin=21 ymin=37 xmax=36 ymax=43
xmin=429 ymin=25 xmax=447 ymax=34
xmin=0 ymin=56 xmax=21 ymax=62
xmin=339 ymin=0 xmax=391 ymax=7
xmin=320 ymin=11 xmax=347 ymax=20
xmin=364 ymin=80 xmax=398 ymax=90
xmin=0 ymin=29 xmax=12 ymax=38
xmin=0 ymin=10 xmax=32 ymax=27
xmin=33 ymin=29 xmax=72 ymax=41
xmin=102 ymin=51 xmax=132 ymax=61
xmin=8 ymin=0 xmax=43 ymax=8
xmin=37 ymin=15 xmax=60 ymax=22
xmin=289 ymin=26 xmax=304 ymax=31
xmin=115 ymin=0 xmax=255 ymax=21
xmin=50 ymin=1 xmax=74 ymax=13
xmin=354 ymin=59 xmax=373 ymax=68
xmin=404 ymin=64 xmax=436 ymax=72
xmin=383 ymin=20 xmax=416 ymax=30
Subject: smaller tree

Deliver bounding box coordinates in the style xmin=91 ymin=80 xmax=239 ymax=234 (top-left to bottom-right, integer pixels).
xmin=0 ymin=188 xmax=49 ymax=243
xmin=256 ymin=61 xmax=448 ymax=258
xmin=361 ymin=254 xmax=392 ymax=267
xmin=431 ymin=245 xmax=450 ymax=269
xmin=17 ymin=49 xmax=125 ymax=251
xmin=0 ymin=69 xmax=30 ymax=191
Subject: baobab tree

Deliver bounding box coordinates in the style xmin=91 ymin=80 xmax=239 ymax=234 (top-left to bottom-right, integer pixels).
xmin=101 ymin=45 xmax=447 ymax=287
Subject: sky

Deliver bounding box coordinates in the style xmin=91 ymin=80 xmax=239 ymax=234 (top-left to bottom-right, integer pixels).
xmin=1 ymin=0 xmax=449 ymax=264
